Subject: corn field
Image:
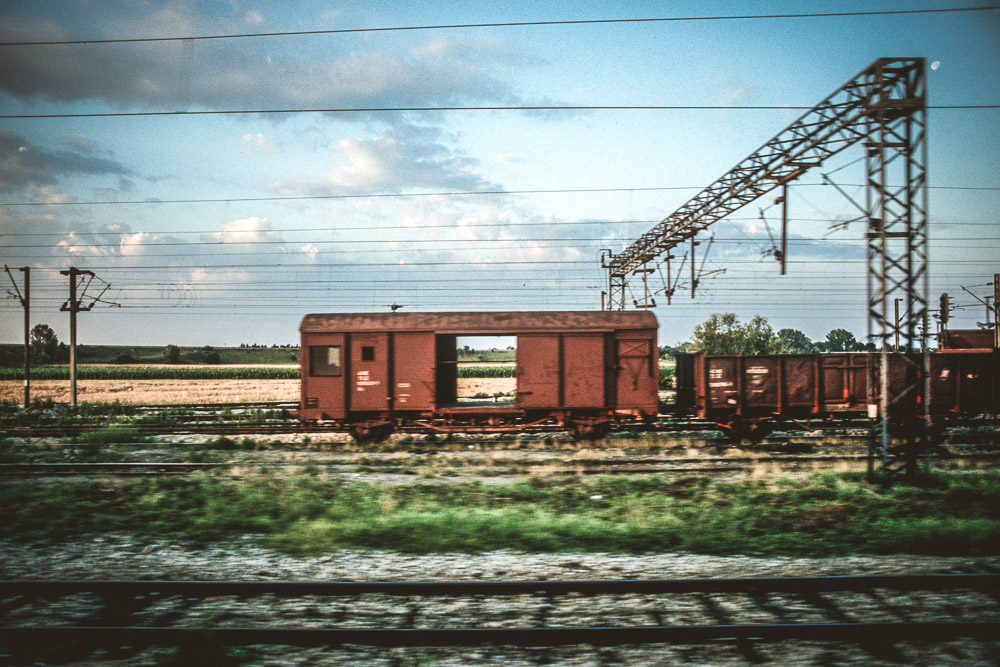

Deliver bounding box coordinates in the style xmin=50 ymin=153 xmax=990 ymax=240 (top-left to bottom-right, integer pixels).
xmin=457 ymin=365 xmax=515 ymax=379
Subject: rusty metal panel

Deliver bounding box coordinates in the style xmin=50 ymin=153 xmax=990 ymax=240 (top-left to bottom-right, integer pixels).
xmin=930 ymin=351 xmax=993 ymax=415
xmin=937 ymin=329 xmax=996 ymax=350
xmin=742 ymin=357 xmax=778 ymax=408
xmin=820 ymin=354 xmax=868 ymax=410
xmin=930 ymin=353 xmax=959 ymax=413
xmin=615 ymin=334 xmax=658 ymax=414
xmin=705 ymin=357 xmax=739 ymax=410
xmin=350 ymin=334 xmax=389 ymax=412
xmin=393 ymin=332 xmax=435 ymax=411
xmin=300 ymin=332 xmax=346 ymax=420
xmin=517 ymin=335 xmax=560 ymax=408
xmin=563 ymin=334 xmax=605 ymax=408
xmin=782 ymin=356 xmax=816 ymax=407
xmin=301 ymin=311 xmax=657 ymax=335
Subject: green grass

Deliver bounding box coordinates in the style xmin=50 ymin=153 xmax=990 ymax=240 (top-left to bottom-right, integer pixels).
xmin=3 ymin=471 xmax=999 ymax=556
xmin=0 ymin=343 xmax=299 ymax=367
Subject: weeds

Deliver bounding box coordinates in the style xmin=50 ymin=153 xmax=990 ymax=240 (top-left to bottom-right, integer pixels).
xmin=3 ymin=471 xmax=999 ymax=556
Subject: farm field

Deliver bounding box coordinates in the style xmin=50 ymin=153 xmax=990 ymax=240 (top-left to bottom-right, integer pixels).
xmin=0 ymin=379 xmax=300 ymax=404
xmin=0 ymin=377 xmax=515 ymax=405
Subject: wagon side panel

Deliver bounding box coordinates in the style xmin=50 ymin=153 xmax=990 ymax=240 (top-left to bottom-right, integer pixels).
xmin=300 ymin=332 xmax=347 ymax=420
xmin=614 ymin=331 xmax=659 ymax=415
xmin=349 ymin=333 xmax=390 ymax=413
xmin=782 ymin=355 xmax=817 ymax=409
xmin=562 ymin=334 xmax=606 ymax=408
xmin=393 ymin=332 xmax=435 ymax=411
xmin=517 ymin=334 xmax=560 ymax=408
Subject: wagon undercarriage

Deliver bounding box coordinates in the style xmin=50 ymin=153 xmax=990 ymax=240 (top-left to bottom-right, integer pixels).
xmin=314 ymin=409 xmax=651 ymax=443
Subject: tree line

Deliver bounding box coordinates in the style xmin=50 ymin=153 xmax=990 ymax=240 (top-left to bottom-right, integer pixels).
xmin=662 ymin=313 xmax=869 ymax=356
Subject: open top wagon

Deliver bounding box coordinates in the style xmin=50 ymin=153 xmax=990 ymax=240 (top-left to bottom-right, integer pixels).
xmin=299 ymin=311 xmax=659 ymax=441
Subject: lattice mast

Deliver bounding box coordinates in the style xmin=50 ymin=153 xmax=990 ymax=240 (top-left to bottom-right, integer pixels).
xmin=604 ymin=58 xmax=928 ymax=483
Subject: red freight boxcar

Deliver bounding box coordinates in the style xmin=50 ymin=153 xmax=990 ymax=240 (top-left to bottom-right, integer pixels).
xmin=675 ymin=350 xmax=999 ymax=439
xmin=938 ymin=328 xmax=996 ymax=350
xmin=299 ymin=311 xmax=659 ymax=440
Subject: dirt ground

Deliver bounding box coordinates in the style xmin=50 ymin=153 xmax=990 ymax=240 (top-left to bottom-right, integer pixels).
xmin=1 ymin=378 xmax=515 ymax=405
xmin=0 ymin=380 xmax=300 ymax=405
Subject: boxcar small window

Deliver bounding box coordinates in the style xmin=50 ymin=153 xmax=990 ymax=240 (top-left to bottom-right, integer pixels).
xmin=309 ymin=346 xmax=342 ymax=377
xmin=361 ymin=346 xmax=375 ymax=361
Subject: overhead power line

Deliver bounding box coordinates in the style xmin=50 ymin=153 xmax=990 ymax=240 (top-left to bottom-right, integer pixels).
xmin=0 ymin=7 xmax=996 ymax=46
xmin=1 ymin=184 xmax=997 ymax=208
xmin=6 ymin=236 xmax=998 ymax=250
xmin=2 ymin=104 xmax=995 ymax=120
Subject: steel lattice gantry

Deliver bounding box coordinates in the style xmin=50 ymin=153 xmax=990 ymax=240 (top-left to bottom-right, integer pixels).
xmin=604 ymin=58 xmax=928 ymax=483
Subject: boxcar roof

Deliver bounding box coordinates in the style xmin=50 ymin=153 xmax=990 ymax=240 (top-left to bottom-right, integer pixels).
xmin=300 ymin=311 xmax=657 ymax=334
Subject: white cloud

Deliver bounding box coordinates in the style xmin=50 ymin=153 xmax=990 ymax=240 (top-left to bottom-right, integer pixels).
xmin=205 ymin=216 xmax=273 ymax=244
xmin=241 ymin=133 xmax=277 ymax=152
xmin=0 ymin=18 xmax=519 ymax=113
xmin=300 ymin=243 xmax=319 ymax=262
xmin=119 ymin=231 xmax=149 ymax=256
xmin=273 ymin=135 xmax=495 ymax=196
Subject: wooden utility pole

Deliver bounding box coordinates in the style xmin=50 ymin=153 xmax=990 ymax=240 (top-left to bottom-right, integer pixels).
xmin=4 ymin=266 xmax=30 ymax=407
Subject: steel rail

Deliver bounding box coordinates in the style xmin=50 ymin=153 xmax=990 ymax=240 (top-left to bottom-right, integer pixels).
xmin=4 ymin=573 xmax=997 ymax=596
xmin=3 ymin=622 xmax=998 ymax=647
xmin=3 ymin=575 xmax=998 ymax=649
xmin=3 ymin=415 xmax=996 ymax=440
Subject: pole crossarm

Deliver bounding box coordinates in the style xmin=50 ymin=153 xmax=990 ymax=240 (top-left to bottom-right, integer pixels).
xmin=605 ymin=57 xmax=925 ymax=300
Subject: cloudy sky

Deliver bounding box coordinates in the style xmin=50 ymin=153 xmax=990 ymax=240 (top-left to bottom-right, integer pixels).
xmin=1 ymin=0 xmax=998 ymax=347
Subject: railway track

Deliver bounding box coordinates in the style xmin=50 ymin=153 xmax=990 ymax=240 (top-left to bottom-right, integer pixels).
xmin=1 ymin=420 xmax=985 ymax=440
xmin=3 ymin=451 xmax=998 ymax=478
xmin=3 ymin=575 xmax=998 ymax=663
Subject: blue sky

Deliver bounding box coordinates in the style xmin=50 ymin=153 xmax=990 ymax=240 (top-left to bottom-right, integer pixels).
xmin=1 ymin=0 xmax=998 ymax=347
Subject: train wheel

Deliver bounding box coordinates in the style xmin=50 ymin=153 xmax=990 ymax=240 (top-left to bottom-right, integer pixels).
xmin=567 ymin=419 xmax=612 ymax=441
xmin=718 ymin=418 xmax=774 ymax=444
xmin=349 ymin=421 xmax=394 ymax=444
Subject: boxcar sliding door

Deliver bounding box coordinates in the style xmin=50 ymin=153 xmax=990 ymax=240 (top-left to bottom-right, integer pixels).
xmin=563 ymin=334 xmax=606 ymax=408
xmin=615 ymin=337 xmax=657 ymax=412
xmin=517 ymin=335 xmax=560 ymax=408
xmin=350 ymin=334 xmax=389 ymax=412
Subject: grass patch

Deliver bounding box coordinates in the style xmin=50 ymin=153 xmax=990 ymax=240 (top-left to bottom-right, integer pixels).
xmin=2 ymin=471 xmax=999 ymax=556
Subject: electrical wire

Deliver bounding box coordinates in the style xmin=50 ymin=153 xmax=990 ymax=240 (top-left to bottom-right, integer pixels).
xmin=2 ymin=184 xmax=998 ymax=208
xmin=3 ymin=104 xmax=997 ymax=120
xmin=1 ymin=6 xmax=995 ymax=46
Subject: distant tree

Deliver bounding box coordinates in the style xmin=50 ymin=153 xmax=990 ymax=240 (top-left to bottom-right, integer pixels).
xmin=777 ymin=328 xmax=814 ymax=353
xmin=163 ymin=344 xmax=181 ymax=364
xmin=691 ymin=313 xmax=781 ymax=355
xmin=825 ymin=328 xmax=860 ymax=352
xmin=204 ymin=351 xmax=221 ymax=364
xmin=659 ymin=343 xmax=691 ymax=358
xmin=29 ymin=324 xmax=59 ymax=363
xmin=742 ymin=316 xmax=780 ymax=355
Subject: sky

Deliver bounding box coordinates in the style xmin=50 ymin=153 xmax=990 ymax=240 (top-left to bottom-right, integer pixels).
xmin=0 ymin=0 xmax=998 ymax=348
